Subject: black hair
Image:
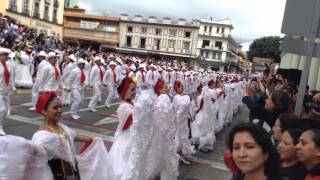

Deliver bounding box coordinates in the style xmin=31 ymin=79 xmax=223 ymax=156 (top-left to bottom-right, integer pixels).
xmin=307 ymin=129 xmax=320 ymax=177
xmin=277 ymin=113 xmax=301 ymax=133
xmin=44 ymin=94 xmax=57 ymax=111
xmin=227 ymin=123 xmax=281 ymax=179
xmin=117 ymin=77 xmax=134 ymax=99
xmin=283 ymin=128 xmax=304 ymax=145
xmin=270 ymin=91 xmax=293 ymax=113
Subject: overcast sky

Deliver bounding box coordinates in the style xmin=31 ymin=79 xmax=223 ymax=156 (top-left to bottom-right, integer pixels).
xmin=78 ymin=0 xmax=287 ymax=50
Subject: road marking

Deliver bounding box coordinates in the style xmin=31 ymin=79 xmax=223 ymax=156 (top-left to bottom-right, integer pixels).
xmin=94 ymin=115 xmax=118 ymax=125
xmin=189 ymin=156 xmax=228 ymax=171
xmin=8 ymin=115 xmax=115 ymax=142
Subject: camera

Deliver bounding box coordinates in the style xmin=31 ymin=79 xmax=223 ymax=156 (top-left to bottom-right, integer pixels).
xmin=305 ymin=101 xmax=320 ymax=112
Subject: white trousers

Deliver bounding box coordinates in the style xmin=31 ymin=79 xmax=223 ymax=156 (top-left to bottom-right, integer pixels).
xmin=62 ymin=81 xmax=72 ymax=105
xmin=70 ymin=89 xmax=84 ymax=116
xmin=31 ymin=81 xmax=39 ymax=108
xmin=0 ymin=95 xmax=10 ymax=132
xmin=88 ymin=84 xmax=101 ymax=108
xmin=105 ymin=85 xmax=116 ymax=106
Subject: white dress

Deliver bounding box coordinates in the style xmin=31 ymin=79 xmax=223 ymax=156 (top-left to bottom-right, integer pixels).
xmin=107 ymin=102 xmax=135 ymax=180
xmin=150 ymin=94 xmax=179 ymax=180
xmin=14 ymin=51 xmax=33 ymax=88
xmin=192 ymin=86 xmax=216 ymax=150
xmin=173 ymin=94 xmax=195 ymax=156
xmin=31 ymin=123 xmax=78 ymax=180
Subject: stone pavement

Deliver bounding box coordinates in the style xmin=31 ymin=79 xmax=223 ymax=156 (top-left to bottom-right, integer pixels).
xmin=4 ymin=87 xmax=249 ymax=180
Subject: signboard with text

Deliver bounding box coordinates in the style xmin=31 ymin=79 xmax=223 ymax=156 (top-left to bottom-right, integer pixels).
xmin=80 ymin=21 xmax=100 ymax=30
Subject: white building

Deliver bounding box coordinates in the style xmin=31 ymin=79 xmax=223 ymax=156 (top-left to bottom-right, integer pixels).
xmin=195 ymin=18 xmax=240 ymax=72
xmin=118 ymin=14 xmax=199 ymax=62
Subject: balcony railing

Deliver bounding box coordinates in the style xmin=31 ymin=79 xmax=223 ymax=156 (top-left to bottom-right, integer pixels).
xmin=33 ymin=12 xmax=40 ymax=18
xmin=8 ymin=5 xmax=17 ymax=12
xmin=43 ymin=15 xmax=50 ymax=21
xmin=22 ymin=9 xmax=30 ymax=16
xmin=52 ymin=18 xmax=58 ymax=23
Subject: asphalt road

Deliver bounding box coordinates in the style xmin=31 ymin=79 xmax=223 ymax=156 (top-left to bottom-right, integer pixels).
xmin=4 ymin=87 xmax=249 ymax=180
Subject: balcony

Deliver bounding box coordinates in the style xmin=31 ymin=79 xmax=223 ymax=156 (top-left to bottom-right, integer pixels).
xmin=43 ymin=15 xmax=50 ymax=21
xmin=33 ymin=12 xmax=40 ymax=19
xmin=22 ymin=9 xmax=30 ymax=16
xmin=8 ymin=5 xmax=17 ymax=12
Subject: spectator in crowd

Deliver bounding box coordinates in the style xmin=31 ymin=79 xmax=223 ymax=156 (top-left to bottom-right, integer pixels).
xmin=278 ymin=128 xmax=308 ymax=180
xmin=227 ymin=123 xmax=283 ymax=180
xmin=272 ymin=113 xmax=301 ymax=144
xmin=296 ymin=129 xmax=320 ymax=180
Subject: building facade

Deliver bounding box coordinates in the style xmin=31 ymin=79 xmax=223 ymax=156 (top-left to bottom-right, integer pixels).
xmin=195 ymin=18 xmax=239 ymax=72
xmin=63 ymin=7 xmax=119 ymax=47
xmin=64 ymin=0 xmax=78 ymax=8
xmin=4 ymin=0 xmax=64 ymax=38
xmin=118 ymin=14 xmax=199 ymax=62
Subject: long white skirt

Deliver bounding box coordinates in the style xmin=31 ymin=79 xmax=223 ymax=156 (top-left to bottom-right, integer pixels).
xmin=14 ymin=64 xmax=33 ymax=88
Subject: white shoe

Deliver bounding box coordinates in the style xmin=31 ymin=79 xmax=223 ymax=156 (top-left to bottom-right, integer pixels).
xmin=90 ymin=108 xmax=97 ymax=112
xmin=179 ymin=156 xmax=191 ymax=165
xmin=105 ymin=104 xmax=111 ymax=108
xmin=7 ymin=110 xmax=10 ymax=116
xmin=29 ymin=107 xmax=36 ymax=111
xmin=0 ymin=127 xmax=6 ymax=136
xmin=71 ymin=115 xmax=80 ymax=120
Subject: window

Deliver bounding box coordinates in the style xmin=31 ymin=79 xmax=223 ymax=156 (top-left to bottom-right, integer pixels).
xmin=205 ymin=51 xmax=209 ymax=58
xmin=169 ymin=29 xmax=177 ymax=37
xmin=168 ymin=40 xmax=176 ymax=48
xmin=126 ymin=36 xmax=132 ymax=47
xmin=155 ymin=28 xmax=161 ymax=35
xmin=127 ymin=26 xmax=133 ymax=33
xmin=22 ymin=0 xmax=29 ymax=15
xmin=209 ymin=26 xmax=212 ymax=33
xmin=202 ymin=40 xmax=210 ymax=48
xmin=212 ymin=52 xmax=217 ymax=59
xmin=154 ymin=39 xmax=161 ymax=50
xmin=141 ymin=27 xmax=147 ymax=34
xmin=215 ymin=41 xmax=222 ymax=50
xmin=34 ymin=1 xmax=39 ymax=18
xmin=183 ymin=41 xmax=190 ymax=50
xmin=52 ymin=8 xmax=57 ymax=22
xmin=216 ymin=27 xmax=220 ymax=33
xmin=221 ymin=27 xmax=225 ymax=34
xmin=140 ymin=37 xmax=146 ymax=48
xmin=9 ymin=0 xmax=17 ymax=10
xmin=44 ymin=5 xmax=49 ymax=20
xmin=184 ymin=31 xmax=191 ymax=38
xmin=204 ymin=26 xmax=207 ymax=32
xmin=218 ymin=52 xmax=222 ymax=59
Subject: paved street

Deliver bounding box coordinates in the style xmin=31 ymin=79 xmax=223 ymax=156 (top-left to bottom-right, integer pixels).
xmin=4 ymin=87 xmax=249 ymax=180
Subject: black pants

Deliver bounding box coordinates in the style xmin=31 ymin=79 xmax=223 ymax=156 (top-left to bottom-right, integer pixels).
xmin=48 ymin=159 xmax=81 ymax=180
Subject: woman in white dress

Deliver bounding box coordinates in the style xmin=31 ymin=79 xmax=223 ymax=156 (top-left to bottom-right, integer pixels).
xmin=150 ymin=79 xmax=179 ymax=180
xmin=192 ymin=80 xmax=218 ymax=152
xmin=31 ymin=91 xmax=93 ymax=180
xmin=14 ymin=48 xmax=33 ymax=88
xmin=172 ymin=80 xmax=195 ymax=164
xmin=107 ymin=77 xmax=137 ymax=180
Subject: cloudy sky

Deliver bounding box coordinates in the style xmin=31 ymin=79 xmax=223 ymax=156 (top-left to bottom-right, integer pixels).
xmin=78 ymin=0 xmax=287 ymax=50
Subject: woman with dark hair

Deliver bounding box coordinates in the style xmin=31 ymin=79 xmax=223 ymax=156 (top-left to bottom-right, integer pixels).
xmin=31 ymin=91 xmax=93 ymax=180
xmin=150 ymin=79 xmax=179 ymax=179
xmin=227 ymin=123 xmax=283 ymax=180
xmin=242 ymin=90 xmax=293 ymax=130
xmin=296 ymin=129 xmax=320 ymax=180
xmin=172 ymin=80 xmax=195 ymax=164
xmin=278 ymin=128 xmax=308 ymax=180
xmin=272 ymin=113 xmax=301 ymax=143
xmin=108 ymin=77 xmax=137 ymax=179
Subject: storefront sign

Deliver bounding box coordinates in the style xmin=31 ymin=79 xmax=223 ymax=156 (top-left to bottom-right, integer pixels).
xmin=80 ymin=20 xmax=100 ymax=29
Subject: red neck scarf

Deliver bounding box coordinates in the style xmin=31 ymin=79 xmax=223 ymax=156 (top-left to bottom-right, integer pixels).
xmin=80 ymin=69 xmax=86 ymax=85
xmin=98 ymin=66 xmax=104 ymax=81
xmin=1 ymin=62 xmax=10 ymax=85
xmin=54 ymin=65 xmax=59 ymax=80
xmin=142 ymin=72 xmax=145 ymax=83
xmin=112 ymin=69 xmax=116 ymax=83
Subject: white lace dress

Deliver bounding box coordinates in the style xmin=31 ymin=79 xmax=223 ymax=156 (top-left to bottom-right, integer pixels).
xmin=173 ymin=94 xmax=195 ymax=156
xmin=150 ymin=94 xmax=180 ymax=180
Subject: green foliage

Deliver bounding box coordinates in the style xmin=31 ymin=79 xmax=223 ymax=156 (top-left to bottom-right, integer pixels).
xmin=247 ymin=36 xmax=281 ymax=62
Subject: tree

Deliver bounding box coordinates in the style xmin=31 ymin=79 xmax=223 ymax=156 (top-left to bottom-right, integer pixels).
xmin=247 ymin=36 xmax=281 ymax=63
